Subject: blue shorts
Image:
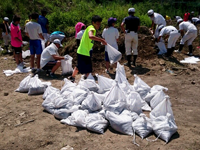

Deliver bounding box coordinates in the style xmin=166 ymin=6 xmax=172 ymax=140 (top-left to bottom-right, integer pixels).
xmin=30 ymin=40 xmax=43 ymax=55
xmin=77 ymin=54 xmax=92 ymax=74
xmin=105 ymin=51 xmax=109 ymax=62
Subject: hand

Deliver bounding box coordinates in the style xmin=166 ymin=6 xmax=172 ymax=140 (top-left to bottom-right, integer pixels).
xmin=22 ymin=41 xmax=28 ymax=45
xmin=101 ymin=39 xmax=107 ymax=45
xmin=64 ymin=55 xmax=69 ymax=60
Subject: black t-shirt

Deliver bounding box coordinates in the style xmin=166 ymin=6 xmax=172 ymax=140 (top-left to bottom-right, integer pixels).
xmin=123 ymin=15 xmax=140 ymax=32
xmin=0 ymin=23 xmax=10 ymax=33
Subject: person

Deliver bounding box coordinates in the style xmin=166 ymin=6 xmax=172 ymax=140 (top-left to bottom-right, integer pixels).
xmin=40 ymin=39 xmax=66 ymax=78
xmin=25 ymin=13 xmax=44 ymax=73
xmin=48 ymin=31 xmax=65 ymax=45
xmin=68 ymin=15 xmax=107 ymax=82
xmin=75 ymin=22 xmax=85 ymax=39
xmin=38 ymin=9 xmax=49 ymax=43
xmin=174 ymin=16 xmax=182 ymax=21
xmin=183 ymin=11 xmax=190 ymax=21
xmin=76 ymin=25 xmax=86 ymax=47
xmin=25 ymin=14 xmax=32 ymax=26
xmin=175 ymin=19 xmax=197 ymax=56
xmin=0 ymin=17 xmax=11 ymax=53
xmin=102 ymin=17 xmax=119 ymax=73
xmin=188 ymin=11 xmax=195 ymax=22
xmin=10 ymin=15 xmax=24 ymax=67
xmin=164 ymin=15 xmax=171 ymax=24
xmin=121 ymin=8 xmax=140 ymax=67
xmin=157 ymin=25 xmax=180 ymax=57
xmin=191 ymin=17 xmax=200 ymax=26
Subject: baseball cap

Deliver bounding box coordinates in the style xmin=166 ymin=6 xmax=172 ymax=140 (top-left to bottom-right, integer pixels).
xmin=147 ymin=9 xmax=154 ymax=16
xmin=177 ymin=18 xmax=183 ymax=23
xmin=53 ymin=39 xmax=63 ymax=47
xmin=128 ymin=8 xmax=135 ymax=13
xmin=4 ymin=17 xmax=9 ymax=21
xmin=108 ymin=17 xmax=117 ymax=25
xmin=158 ymin=25 xmax=164 ymax=30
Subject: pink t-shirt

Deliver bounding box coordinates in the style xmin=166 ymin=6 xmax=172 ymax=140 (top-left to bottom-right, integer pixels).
xmin=11 ymin=23 xmax=22 ymax=47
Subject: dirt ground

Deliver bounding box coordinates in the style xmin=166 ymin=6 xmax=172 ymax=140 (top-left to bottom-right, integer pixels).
xmin=0 ymin=26 xmax=200 ymax=150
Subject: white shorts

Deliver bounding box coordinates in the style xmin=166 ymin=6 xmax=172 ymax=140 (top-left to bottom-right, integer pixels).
xmin=168 ymin=31 xmax=180 ymax=48
xmin=180 ymin=31 xmax=197 ymax=45
xmin=125 ymin=31 xmax=138 ymax=55
xmin=2 ymin=32 xmax=11 ymax=45
xmin=50 ymin=34 xmax=65 ymax=42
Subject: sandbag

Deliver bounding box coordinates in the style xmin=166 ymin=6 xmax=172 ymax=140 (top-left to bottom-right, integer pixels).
xmin=107 ymin=44 xmax=122 ymax=65
xmin=115 ymin=69 xmax=128 ymax=84
xmin=106 ymin=111 xmax=133 ymax=135
xmin=81 ymin=92 xmax=103 ymax=112
xmin=119 ymin=81 xmax=135 ymax=95
xmin=78 ymin=78 xmax=100 ymax=92
xmin=116 ymin=62 xmax=126 ymax=77
xmin=103 ymin=83 xmax=127 ymax=114
xmin=86 ymin=113 xmax=108 ymax=134
xmin=22 ymin=50 xmax=31 ymax=59
xmin=152 ymin=113 xmax=177 ymax=143
xmin=43 ymin=85 xmax=60 ymax=100
xmin=97 ymin=75 xmax=115 ymax=93
xmin=61 ymin=55 xmax=73 ymax=75
xmin=61 ymin=110 xmax=89 ymax=128
xmin=150 ymin=90 xmax=166 ymax=109
xmin=121 ymin=109 xmax=139 ymax=121
xmin=15 ymin=74 xmax=32 ymax=92
xmin=133 ymin=74 xmax=151 ymax=99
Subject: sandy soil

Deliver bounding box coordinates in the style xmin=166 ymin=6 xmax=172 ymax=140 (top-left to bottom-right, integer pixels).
xmin=0 ymin=26 xmax=200 ymax=150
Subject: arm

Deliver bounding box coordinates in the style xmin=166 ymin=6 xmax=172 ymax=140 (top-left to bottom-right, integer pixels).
xmin=88 ymin=30 xmax=107 ymax=45
xmin=157 ymin=36 xmax=162 ymax=42
xmin=121 ymin=22 xmax=126 ymax=33
xmin=25 ymin=32 xmax=29 ymax=37
xmin=180 ymin=30 xmax=184 ymax=37
xmin=14 ymin=37 xmax=22 ymax=43
xmin=52 ymin=55 xmax=64 ymax=60
xmin=39 ymin=33 xmax=44 ymax=40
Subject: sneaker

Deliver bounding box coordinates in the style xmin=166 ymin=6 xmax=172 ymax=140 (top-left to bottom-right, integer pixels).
xmin=105 ymin=69 xmax=110 ymax=74
xmin=49 ymin=72 xmax=57 ymax=79
xmin=68 ymin=76 xmax=75 ymax=83
xmin=19 ymin=62 xmax=26 ymax=69
xmin=174 ymin=50 xmax=181 ymax=53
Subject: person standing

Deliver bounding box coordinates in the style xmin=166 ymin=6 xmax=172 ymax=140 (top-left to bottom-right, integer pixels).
xmin=0 ymin=17 xmax=11 ymax=53
xmin=175 ymin=19 xmax=197 ymax=56
xmin=121 ymin=8 xmax=140 ymax=67
xmin=76 ymin=24 xmax=86 ymax=47
xmin=174 ymin=16 xmax=182 ymax=21
xmin=25 ymin=13 xmax=44 ymax=73
xmin=102 ymin=17 xmax=119 ymax=73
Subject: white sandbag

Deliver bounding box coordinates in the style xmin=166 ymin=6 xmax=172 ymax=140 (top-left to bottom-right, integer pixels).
xmin=22 ymin=50 xmax=31 ymax=59
xmin=86 ymin=113 xmax=108 ymax=134
xmin=152 ymin=113 xmax=177 ymax=143
xmin=132 ymin=114 xmax=153 ymax=139
xmin=115 ymin=69 xmax=128 ymax=84
xmin=121 ymin=109 xmax=139 ymax=121
xmin=78 ymin=79 xmax=100 ymax=92
xmin=61 ymin=78 xmax=77 ymax=94
xmin=106 ymin=111 xmax=133 ymax=135
xmin=81 ymin=92 xmax=103 ymax=112
xmin=103 ymin=83 xmax=127 ymax=114
xmin=87 ymin=73 xmax=95 ymax=81
xmin=70 ymin=88 xmax=88 ymax=105
xmin=28 ymin=75 xmax=47 ymax=95
xmin=106 ymin=44 xmax=122 ymax=65
xmin=150 ymin=90 xmax=166 ymax=109
xmin=150 ymin=96 xmax=174 ymax=120
xmin=97 ymin=75 xmax=115 ymax=93
xmin=157 ymin=41 xmax=167 ymax=55
xmin=145 ymin=85 xmax=168 ymax=103
xmin=3 ymin=66 xmax=31 ymax=76
xmin=127 ymin=92 xmax=143 ymax=114
xmin=61 ymin=110 xmax=89 ymax=128
xmin=61 ymin=55 xmax=73 ymax=75
xmin=15 ymin=74 xmax=32 ymax=92
xmin=43 ymin=86 xmax=60 ymax=99
xmin=119 ymin=81 xmax=135 ymax=95
xmin=133 ymin=74 xmax=151 ymax=99
xmin=116 ymin=62 xmax=126 ymax=77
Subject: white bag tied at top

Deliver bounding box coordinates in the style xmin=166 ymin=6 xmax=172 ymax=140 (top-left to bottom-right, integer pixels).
xmin=43 ymin=85 xmax=60 ymax=100
xmin=152 ymin=113 xmax=177 ymax=143
xmin=61 ymin=110 xmax=89 ymax=128
xmin=15 ymin=74 xmax=32 ymax=92
xmin=106 ymin=111 xmax=133 ymax=135
xmin=61 ymin=55 xmax=73 ymax=75
xmin=115 ymin=69 xmax=128 ymax=84
xmin=86 ymin=113 xmax=108 ymax=134
xmin=106 ymin=44 xmax=122 ymax=65
xmin=78 ymin=78 xmax=100 ymax=92
xmin=103 ymin=82 xmax=127 ymax=114
xmin=133 ymin=74 xmax=151 ymax=99
xmin=150 ymin=90 xmax=166 ymax=109
xmin=97 ymin=75 xmax=115 ymax=93
xmin=116 ymin=62 xmax=126 ymax=77
xmin=150 ymin=96 xmax=174 ymax=120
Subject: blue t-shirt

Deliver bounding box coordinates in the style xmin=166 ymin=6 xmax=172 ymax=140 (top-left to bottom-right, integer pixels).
xmin=38 ymin=15 xmax=49 ymax=33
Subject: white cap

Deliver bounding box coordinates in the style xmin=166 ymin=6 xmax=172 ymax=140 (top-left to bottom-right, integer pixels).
xmin=4 ymin=17 xmax=9 ymax=21
xmin=128 ymin=8 xmax=135 ymax=13
xmin=158 ymin=25 xmax=164 ymax=30
xmin=53 ymin=39 xmax=63 ymax=47
xmin=177 ymin=18 xmax=183 ymax=23
xmin=147 ymin=9 xmax=154 ymax=16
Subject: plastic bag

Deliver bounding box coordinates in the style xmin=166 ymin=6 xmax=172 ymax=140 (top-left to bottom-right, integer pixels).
xmin=61 ymin=55 xmax=73 ymax=75
xmin=119 ymin=81 xmax=135 ymax=95
xmin=150 ymin=96 xmax=174 ymax=120
xmin=121 ymin=109 xmax=139 ymax=121
xmin=132 ymin=114 xmax=153 ymax=139
xmin=81 ymin=92 xmax=103 ymax=112
xmin=43 ymin=85 xmax=60 ymax=99
xmin=106 ymin=44 xmax=122 ymax=65
xmin=157 ymin=42 xmax=167 ymax=55
xmin=116 ymin=62 xmax=126 ymax=77
xmin=152 ymin=113 xmax=177 ymax=143
xmin=61 ymin=110 xmax=89 ymax=128
xmin=103 ymin=83 xmax=127 ymax=114
xmin=15 ymin=74 xmax=32 ymax=92
xmin=78 ymin=79 xmax=100 ymax=92
xmin=97 ymin=75 xmax=115 ymax=93
xmin=106 ymin=111 xmax=133 ymax=135
xmin=86 ymin=113 xmax=108 ymax=134
xmin=22 ymin=50 xmax=30 ymax=59
xmin=150 ymin=90 xmax=166 ymax=109
xmin=133 ymin=74 xmax=151 ymax=99
xmin=115 ymin=69 xmax=128 ymax=84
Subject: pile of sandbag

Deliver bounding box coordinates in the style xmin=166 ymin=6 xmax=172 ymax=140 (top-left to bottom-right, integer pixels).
xmin=42 ymin=62 xmax=177 ymax=143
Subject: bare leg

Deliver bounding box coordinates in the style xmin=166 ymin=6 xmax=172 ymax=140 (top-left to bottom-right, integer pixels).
xmin=19 ymin=53 xmax=23 ymax=64
xmin=15 ymin=54 xmax=20 ymax=65
xmin=30 ymin=55 xmax=35 ymax=68
xmin=51 ymin=61 xmax=61 ymax=73
xmin=71 ymin=67 xmax=79 ymax=78
xmin=36 ymin=54 xmax=41 ymax=69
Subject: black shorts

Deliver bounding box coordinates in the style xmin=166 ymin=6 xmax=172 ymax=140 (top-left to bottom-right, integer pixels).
xmin=12 ymin=46 xmax=22 ymax=54
xmin=42 ymin=61 xmax=57 ymax=70
xmin=77 ymin=53 xmax=92 ymax=74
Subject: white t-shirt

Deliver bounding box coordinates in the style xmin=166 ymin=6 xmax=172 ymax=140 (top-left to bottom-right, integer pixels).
xmin=76 ymin=30 xmax=85 ymax=39
xmin=151 ymin=13 xmax=166 ymax=26
xmin=159 ymin=26 xmax=178 ymax=36
xmin=192 ymin=17 xmax=200 ymax=23
xmin=175 ymin=16 xmax=182 ymax=21
xmin=25 ymin=21 xmax=42 ymax=40
xmin=179 ymin=21 xmax=197 ymax=32
xmin=40 ymin=43 xmax=58 ymax=68
xmin=102 ymin=27 xmax=119 ymax=51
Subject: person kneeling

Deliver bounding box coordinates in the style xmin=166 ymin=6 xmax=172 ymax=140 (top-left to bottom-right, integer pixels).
xmin=40 ymin=39 xmax=66 ymax=78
